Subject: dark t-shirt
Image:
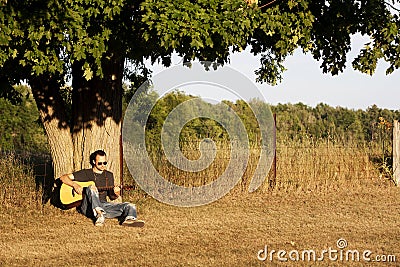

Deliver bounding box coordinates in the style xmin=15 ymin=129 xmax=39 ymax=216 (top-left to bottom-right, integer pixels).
xmin=73 ymin=169 xmax=118 ymax=202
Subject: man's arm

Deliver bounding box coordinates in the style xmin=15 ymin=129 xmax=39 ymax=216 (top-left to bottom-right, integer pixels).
xmin=107 ymin=172 xmax=120 ymax=200
xmin=110 ymin=186 xmax=121 ymax=200
xmin=60 ymin=173 xmax=84 ymax=195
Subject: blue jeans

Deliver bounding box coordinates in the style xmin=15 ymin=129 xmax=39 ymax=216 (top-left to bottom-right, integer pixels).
xmin=78 ymin=186 xmax=137 ymax=223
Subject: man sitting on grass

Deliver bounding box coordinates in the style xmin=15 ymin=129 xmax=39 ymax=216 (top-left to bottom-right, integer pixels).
xmin=60 ymin=150 xmax=144 ymax=227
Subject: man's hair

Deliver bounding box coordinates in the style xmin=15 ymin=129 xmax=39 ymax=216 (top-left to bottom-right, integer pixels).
xmin=90 ymin=150 xmax=107 ymax=167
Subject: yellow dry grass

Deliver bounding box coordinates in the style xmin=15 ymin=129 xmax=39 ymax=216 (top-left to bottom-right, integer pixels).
xmin=1 ymin=142 xmax=398 ymax=266
xmin=129 ymin=139 xmax=382 ymax=193
xmin=273 ymin=140 xmax=381 ymax=192
xmin=1 ymin=185 xmax=399 ymax=266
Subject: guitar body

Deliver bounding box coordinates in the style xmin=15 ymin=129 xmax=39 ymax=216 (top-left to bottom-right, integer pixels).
xmin=60 ymin=181 xmax=95 ymax=209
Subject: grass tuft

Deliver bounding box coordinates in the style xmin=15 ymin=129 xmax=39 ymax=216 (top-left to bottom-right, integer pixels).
xmin=0 ymin=153 xmax=41 ymax=211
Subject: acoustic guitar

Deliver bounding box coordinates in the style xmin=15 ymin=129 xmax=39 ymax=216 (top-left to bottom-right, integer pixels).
xmin=59 ymin=181 xmax=132 ymax=209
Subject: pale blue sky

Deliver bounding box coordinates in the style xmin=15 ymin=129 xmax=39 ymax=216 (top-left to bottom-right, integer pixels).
xmin=148 ymin=34 xmax=399 ymax=111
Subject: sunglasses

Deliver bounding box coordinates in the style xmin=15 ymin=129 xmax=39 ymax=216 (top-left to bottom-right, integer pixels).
xmin=96 ymin=161 xmax=107 ymax=166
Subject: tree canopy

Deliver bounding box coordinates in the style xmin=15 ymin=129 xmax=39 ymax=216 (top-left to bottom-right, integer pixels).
xmin=1 ymin=0 xmax=399 ymax=86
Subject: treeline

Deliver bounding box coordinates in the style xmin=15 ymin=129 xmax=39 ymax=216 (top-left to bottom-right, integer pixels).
xmin=1 ymin=86 xmax=399 ymax=153
xmin=271 ymin=103 xmax=400 ymax=143
xmin=0 ymin=85 xmax=48 ymax=153
xmin=127 ymin=89 xmax=400 ymax=147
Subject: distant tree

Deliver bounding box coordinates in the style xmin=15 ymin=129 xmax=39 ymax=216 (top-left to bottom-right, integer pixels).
xmin=272 ymin=102 xmax=400 ymax=143
xmin=0 ymin=85 xmax=48 ymax=152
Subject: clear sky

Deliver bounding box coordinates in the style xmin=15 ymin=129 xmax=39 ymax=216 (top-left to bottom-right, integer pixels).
xmin=148 ymin=34 xmax=400 ymax=111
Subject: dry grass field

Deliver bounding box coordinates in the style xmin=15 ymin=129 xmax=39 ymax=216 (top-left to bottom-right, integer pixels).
xmin=1 ymin=184 xmax=400 ymax=266
xmin=1 ymin=144 xmax=399 ymax=267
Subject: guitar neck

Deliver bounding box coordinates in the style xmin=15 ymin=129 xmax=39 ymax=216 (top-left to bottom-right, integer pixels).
xmin=96 ymin=184 xmax=133 ymax=191
xmin=72 ymin=181 xmax=134 ymax=191
xmin=96 ymin=185 xmax=119 ymax=191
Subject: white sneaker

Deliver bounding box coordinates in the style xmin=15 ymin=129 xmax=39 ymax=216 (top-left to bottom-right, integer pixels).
xmin=121 ymin=217 xmax=145 ymax=227
xmin=94 ymin=212 xmax=105 ymax=227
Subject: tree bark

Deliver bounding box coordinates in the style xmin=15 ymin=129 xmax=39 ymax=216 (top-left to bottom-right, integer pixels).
xmin=71 ymin=56 xmax=123 ymax=184
xmin=30 ymin=75 xmax=74 ymax=178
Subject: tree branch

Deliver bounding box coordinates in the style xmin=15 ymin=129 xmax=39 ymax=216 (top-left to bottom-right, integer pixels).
xmin=259 ymin=0 xmax=279 ymax=9
xmin=385 ymin=1 xmax=400 ymax=12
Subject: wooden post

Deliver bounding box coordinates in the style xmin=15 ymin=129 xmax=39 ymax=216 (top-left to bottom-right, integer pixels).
xmin=269 ymin=113 xmax=277 ymax=190
xmin=393 ymin=120 xmax=400 ymax=186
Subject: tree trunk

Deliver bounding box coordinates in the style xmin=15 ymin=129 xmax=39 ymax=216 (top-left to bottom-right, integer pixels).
xmin=30 ymin=54 xmax=123 ymax=191
xmin=30 ymin=75 xmax=74 ymax=178
xmin=71 ymin=56 xmax=123 ymax=184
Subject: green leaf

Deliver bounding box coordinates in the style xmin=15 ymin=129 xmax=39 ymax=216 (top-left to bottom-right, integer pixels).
xmin=83 ymin=66 xmax=93 ymax=81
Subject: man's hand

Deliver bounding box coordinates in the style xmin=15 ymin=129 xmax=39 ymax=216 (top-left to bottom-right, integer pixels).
xmin=114 ymin=186 xmax=121 ymax=196
xmin=72 ymin=182 xmax=83 ymax=195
